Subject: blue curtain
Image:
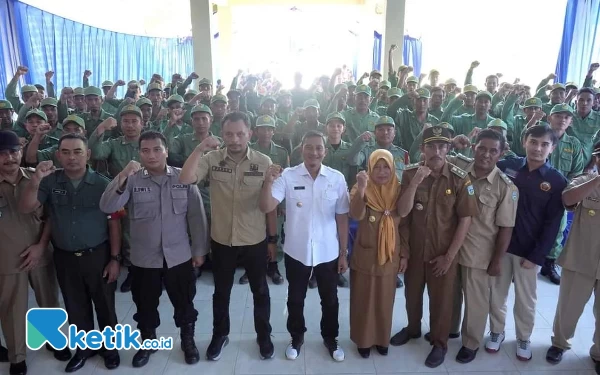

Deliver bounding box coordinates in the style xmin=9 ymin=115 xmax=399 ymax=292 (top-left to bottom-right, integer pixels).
xmin=11 ymin=1 xmax=194 ymax=96
xmin=373 ymin=31 xmax=382 ymax=72
xmin=0 ymin=0 xmax=22 ymax=96
xmin=403 ymin=35 xmax=422 ymax=77
xmin=555 ymin=0 xmax=600 ymax=84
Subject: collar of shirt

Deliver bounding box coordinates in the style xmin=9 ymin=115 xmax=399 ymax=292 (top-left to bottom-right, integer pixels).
xmin=514 ymin=157 xmax=551 ymax=177
xmin=466 ymin=164 xmax=499 ymax=184
xmin=326 ymin=140 xmax=350 ymax=151
xmin=121 ymin=137 xmax=139 ymax=146
xmin=141 ymin=166 xmax=173 ymax=178
xmin=251 ymin=141 xmax=278 ymax=156
xmin=0 ymin=167 xmax=30 ymax=185
xmin=298 ymin=162 xmax=330 ymax=178
xmin=192 ymin=132 xmax=214 ymax=142
xmin=221 ymin=146 xmax=254 ymax=163
xmin=56 ymin=167 xmax=96 ymax=185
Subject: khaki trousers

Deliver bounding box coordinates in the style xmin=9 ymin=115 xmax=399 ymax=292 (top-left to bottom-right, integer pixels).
xmin=0 ymin=265 xmax=59 ymax=363
xmin=460 ymin=265 xmax=494 ymax=350
xmin=451 ymin=266 xmax=463 ymax=335
xmin=489 ymin=253 xmax=539 ymax=341
xmin=551 ymin=269 xmax=600 ymax=361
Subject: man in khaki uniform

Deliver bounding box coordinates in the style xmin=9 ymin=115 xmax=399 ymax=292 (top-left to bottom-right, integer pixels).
xmin=451 ymin=129 xmax=519 ymax=363
xmin=180 ymin=111 xmax=277 ymax=361
xmin=390 ymin=125 xmax=479 ymax=368
xmin=0 ymin=131 xmax=71 ymax=375
xmin=545 ymin=142 xmax=600 ymax=372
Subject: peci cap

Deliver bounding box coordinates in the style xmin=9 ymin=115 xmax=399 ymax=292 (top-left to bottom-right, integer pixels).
xmin=84 ymin=86 xmax=103 ymax=96
xmin=190 ymin=104 xmax=213 ymax=117
xmin=422 ymin=125 xmax=452 ymax=144
xmin=375 ymin=116 xmax=395 ymax=127
xmin=62 ymin=115 xmax=86 ymax=129
xmin=550 ymin=103 xmax=574 ymax=116
xmin=40 ymin=97 xmax=58 ymax=107
xmin=25 ymin=109 xmax=48 ymax=122
xmin=120 ymin=104 xmax=142 ymax=118
xmin=0 ymin=130 xmax=21 ymax=151
xmin=326 ymin=112 xmax=346 ymax=124
xmin=255 ymin=115 xmax=276 ymax=128
xmin=487 ymin=118 xmax=508 ymax=131
xmin=523 ymin=97 xmax=542 ymax=108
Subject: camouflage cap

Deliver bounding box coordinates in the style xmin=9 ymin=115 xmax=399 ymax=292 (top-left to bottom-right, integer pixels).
xmin=190 ymin=104 xmax=213 ymax=117
xmin=355 ymin=84 xmax=371 ymax=96
xmin=416 ymin=88 xmax=431 ymax=99
xmin=523 ymin=97 xmax=542 ymax=108
xmin=550 ymin=103 xmax=574 ymax=116
xmin=101 ymin=80 xmax=114 ymax=88
xmin=120 ymin=104 xmax=142 ymax=117
xmin=303 ymin=99 xmax=320 ymax=109
xmin=379 ymin=80 xmax=391 ymax=89
xmin=147 ymin=82 xmax=163 ymax=92
xmin=0 ymin=100 xmax=13 ymax=110
xmin=40 ymin=97 xmax=58 ymax=107
xmin=463 ymin=84 xmax=478 ymax=94
xmin=136 ymin=98 xmax=152 ymax=107
xmin=255 ymin=115 xmax=276 ymax=128
xmin=211 ymin=94 xmax=228 ymax=104
xmin=62 ymin=114 xmax=86 ymax=129
xmin=406 ymin=76 xmax=419 ymax=84
xmin=487 ymin=118 xmax=508 ymax=131
xmin=84 ymin=86 xmax=103 ymax=96
xmin=25 ymin=109 xmax=47 ymax=121
xmin=387 ymin=87 xmax=402 ymax=98
xmin=73 ymin=87 xmax=85 ymax=96
xmin=166 ymin=94 xmax=184 ymax=106
xmin=326 ymin=112 xmax=346 ymax=124
xmin=375 ymin=116 xmax=395 ymax=127
xmin=476 ymin=91 xmax=493 ymax=101
xmin=21 ymin=85 xmax=38 ymax=94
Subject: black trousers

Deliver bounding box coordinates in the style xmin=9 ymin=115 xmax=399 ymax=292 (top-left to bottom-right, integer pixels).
xmin=130 ymin=259 xmax=198 ymax=332
xmin=211 ymin=239 xmax=271 ymax=339
xmin=53 ymin=243 xmax=117 ymax=357
xmin=285 ymin=254 xmax=339 ymax=340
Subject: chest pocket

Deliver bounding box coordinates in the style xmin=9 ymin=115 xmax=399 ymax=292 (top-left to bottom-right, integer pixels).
xmin=478 ymin=192 xmax=498 ymax=220
xmin=211 ymin=170 xmax=233 ymax=184
xmin=581 ymin=197 xmax=600 ymax=211
xmin=413 ymin=188 xmax=429 ymax=213
xmin=0 ymin=196 xmax=8 ymax=208
xmin=322 ymin=186 xmax=339 ymax=211
xmin=132 ymin=191 xmax=156 ymax=219
xmin=242 ymin=175 xmax=263 ymax=187
xmin=50 ymin=191 xmax=69 ymax=206
xmin=290 ymin=182 xmax=309 ymax=201
xmin=171 ymin=189 xmax=188 ymax=215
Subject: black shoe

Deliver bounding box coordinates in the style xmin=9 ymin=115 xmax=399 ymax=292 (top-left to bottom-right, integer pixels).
xmin=424 ymin=332 xmax=459 ymax=342
xmin=239 ymin=273 xmax=249 ymax=285
xmin=540 ymin=259 xmax=561 ymax=285
xmin=375 ymin=345 xmax=388 ymax=355
xmin=308 ymin=274 xmax=317 ymax=289
xmin=65 ymin=354 xmax=90 ymax=373
xmin=456 ymin=346 xmax=478 ymax=364
xmin=267 ymin=263 xmax=284 ymax=285
xmin=425 ymin=346 xmax=447 ymax=368
xmin=390 ymin=328 xmax=421 ymax=346
xmin=546 ymin=346 xmax=564 ymax=364
xmin=206 ymin=335 xmax=229 ymax=361
xmin=9 ymin=361 xmax=26 ymax=375
xmin=396 ymin=276 xmax=403 ymax=288
xmin=357 ymin=347 xmax=370 ymax=358
xmin=120 ymin=271 xmax=132 ymax=293
xmin=257 ymin=336 xmax=274 ymax=359
xmin=337 ymin=274 xmax=348 ymax=288
xmin=132 ymin=331 xmax=158 ymax=368
xmin=102 ymin=351 xmax=120 ymax=370
xmin=45 ymin=344 xmax=71 ymax=361
xmin=180 ymin=323 xmax=200 ymax=365
xmin=0 ymin=343 xmax=8 ymax=362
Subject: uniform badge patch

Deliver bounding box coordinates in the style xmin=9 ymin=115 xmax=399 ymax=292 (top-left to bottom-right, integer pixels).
xmin=467 ymin=185 xmax=475 ymax=196
xmin=218 ymin=160 xmax=227 ymax=167
xmin=212 ymin=166 xmax=232 ymax=173
xmin=172 ymin=184 xmax=187 ymax=189
xmin=133 ymin=187 xmax=151 ymax=193
xmin=250 ymin=163 xmax=259 ymax=171
xmin=512 ymin=191 xmax=518 ymax=201
xmin=540 ymin=182 xmax=551 ymax=192
xmin=52 ymin=189 xmax=67 ymax=195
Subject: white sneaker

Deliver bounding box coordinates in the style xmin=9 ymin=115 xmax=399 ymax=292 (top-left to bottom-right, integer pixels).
xmin=285 ymin=337 xmax=303 ymax=360
xmin=485 ymin=331 xmax=505 ymax=353
xmin=324 ymin=338 xmax=345 ymax=362
xmin=516 ymin=339 xmax=532 ymax=361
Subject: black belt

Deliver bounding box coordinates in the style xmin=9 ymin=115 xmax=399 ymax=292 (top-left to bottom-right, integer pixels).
xmin=55 ymin=242 xmax=108 ymax=257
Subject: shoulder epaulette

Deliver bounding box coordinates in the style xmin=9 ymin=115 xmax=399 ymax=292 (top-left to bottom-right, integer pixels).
xmin=497 ymin=170 xmax=513 ymax=186
xmin=405 ymin=163 xmax=420 ymax=170
xmin=450 ymin=165 xmax=467 ymax=178
xmin=456 ymin=154 xmax=473 ymax=163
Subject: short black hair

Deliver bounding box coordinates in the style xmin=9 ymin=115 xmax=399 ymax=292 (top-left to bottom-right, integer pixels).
xmin=139 ymin=130 xmax=167 ymax=148
xmin=222 ymin=111 xmax=250 ymax=129
xmin=485 ymin=75 xmax=498 ymax=81
xmin=301 ymin=130 xmax=326 ymax=147
xmin=58 ymin=133 xmax=88 ymax=149
xmin=475 ymin=128 xmax=506 ymax=151
xmin=524 ymin=124 xmax=558 ymax=145
xmin=578 ymin=87 xmax=596 ymax=97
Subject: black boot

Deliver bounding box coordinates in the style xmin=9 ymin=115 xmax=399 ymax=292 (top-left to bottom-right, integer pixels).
xmin=132 ymin=330 xmax=157 ymax=368
xmin=540 ymin=258 xmax=561 ymax=285
xmin=180 ymin=323 xmax=200 ymax=364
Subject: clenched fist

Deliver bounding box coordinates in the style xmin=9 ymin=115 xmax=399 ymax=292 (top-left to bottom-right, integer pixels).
xmin=411 ymin=166 xmax=431 ymax=186
xmin=356 ymin=170 xmax=369 ymax=191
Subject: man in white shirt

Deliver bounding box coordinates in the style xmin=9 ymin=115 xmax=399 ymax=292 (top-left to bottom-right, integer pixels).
xmin=259 ymin=130 xmax=350 ymax=362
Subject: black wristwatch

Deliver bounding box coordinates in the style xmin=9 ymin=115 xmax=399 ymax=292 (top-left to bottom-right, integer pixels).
xmin=267 ymin=235 xmax=279 ymax=244
xmin=110 ymin=254 xmax=122 ymax=262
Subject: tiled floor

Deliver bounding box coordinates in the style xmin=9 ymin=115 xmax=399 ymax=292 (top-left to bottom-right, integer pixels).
xmin=1 ymin=264 xmax=597 ymax=375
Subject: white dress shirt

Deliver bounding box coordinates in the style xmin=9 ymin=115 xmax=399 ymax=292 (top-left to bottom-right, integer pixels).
xmin=271 ymin=163 xmax=350 ymax=266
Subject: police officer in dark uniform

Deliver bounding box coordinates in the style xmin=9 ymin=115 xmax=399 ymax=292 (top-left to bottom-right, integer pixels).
xmin=19 ymin=133 xmax=122 ymax=373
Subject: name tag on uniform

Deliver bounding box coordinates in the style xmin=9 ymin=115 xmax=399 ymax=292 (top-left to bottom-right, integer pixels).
xmin=244 ymin=171 xmax=264 ymax=177
xmin=587 ymin=196 xmax=600 ymax=202
xmin=52 ymin=189 xmax=67 ymax=195
xmin=172 ymin=184 xmax=187 ymax=189
xmin=133 ymin=187 xmax=151 ymax=193
xmin=212 ymin=166 xmax=232 ymax=173
xmin=294 ymin=186 xmax=305 ymax=190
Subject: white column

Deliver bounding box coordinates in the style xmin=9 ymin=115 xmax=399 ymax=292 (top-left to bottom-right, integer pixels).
xmin=382 ymin=0 xmax=406 ymax=76
xmin=189 ymin=0 xmax=216 ymax=85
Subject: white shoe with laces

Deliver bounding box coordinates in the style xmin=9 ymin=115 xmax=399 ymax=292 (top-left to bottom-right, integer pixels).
xmin=485 ymin=331 xmax=505 ymax=353
xmin=516 ymin=339 xmax=532 ymax=361
xmin=323 ymin=338 xmax=345 ymax=362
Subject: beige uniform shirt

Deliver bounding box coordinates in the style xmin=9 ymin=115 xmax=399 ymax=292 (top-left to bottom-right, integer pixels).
xmin=194 ymin=147 xmax=272 ymax=246
xmin=559 ymin=173 xmax=600 ymax=279
xmin=460 ymin=165 xmax=519 ymax=269
xmin=0 ymin=168 xmax=52 ymax=274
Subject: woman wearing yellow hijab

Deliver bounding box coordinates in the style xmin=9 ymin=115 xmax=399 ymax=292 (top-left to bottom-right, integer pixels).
xmin=348 ymin=149 xmax=409 ymax=358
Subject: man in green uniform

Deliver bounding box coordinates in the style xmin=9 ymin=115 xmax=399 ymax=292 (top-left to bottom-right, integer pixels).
xmin=145 ymin=82 xmax=165 ymax=123
xmin=72 ymin=87 xmax=87 ymax=114
xmin=442 ymin=85 xmax=477 ymax=117
xmin=429 ymin=87 xmax=445 ymax=119
xmin=391 ymin=88 xmax=440 ymax=154
xmin=160 ymin=95 xmax=193 ymax=143
xmin=4 ymin=66 xmax=37 ymax=113
xmin=486 ymin=119 xmax=518 ymax=159
xmin=541 ymin=104 xmax=585 ymax=285
xmin=25 ymin=115 xmax=86 ymax=167
xmin=80 ymin=86 xmax=114 ymax=137
xmin=209 ymin=94 xmax=228 ymax=136
xmin=339 ymin=85 xmax=380 ymax=142
xmin=20 ymin=109 xmax=61 ymax=166
xmin=502 ymin=94 xmax=547 ymax=155
xmin=0 ymin=100 xmax=14 ymax=130
xmin=572 ymin=88 xmax=600 ymax=168
xmin=538 ymin=84 xmax=567 ymax=117
xmin=135 ymin=98 xmax=156 ymax=130
xmin=276 ymin=90 xmax=293 ymax=123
